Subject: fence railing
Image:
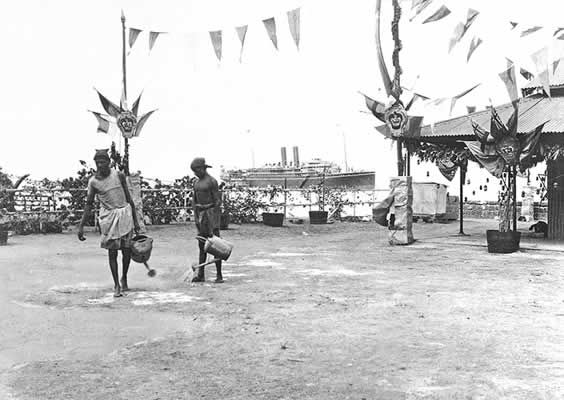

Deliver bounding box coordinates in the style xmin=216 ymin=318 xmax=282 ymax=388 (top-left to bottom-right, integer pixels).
xmin=0 ymin=187 xmax=388 ymax=221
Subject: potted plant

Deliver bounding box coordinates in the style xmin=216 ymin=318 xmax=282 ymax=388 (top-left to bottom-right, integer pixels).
xmin=0 ymin=210 xmax=14 ymax=245
xmin=261 ymin=186 xmax=285 ymax=227
xmin=468 ymin=106 xmax=546 ymax=253
xmin=309 ymin=172 xmax=328 ymax=224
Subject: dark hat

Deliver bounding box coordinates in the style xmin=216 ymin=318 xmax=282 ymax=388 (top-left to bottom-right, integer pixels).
xmin=190 ymin=157 xmax=212 ymax=170
xmin=93 ymin=149 xmax=110 ymax=160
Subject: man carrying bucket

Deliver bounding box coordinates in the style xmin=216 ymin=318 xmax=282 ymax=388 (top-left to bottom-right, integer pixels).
xmin=77 ymin=149 xmax=140 ymax=297
xmin=190 ymin=157 xmax=223 ymax=283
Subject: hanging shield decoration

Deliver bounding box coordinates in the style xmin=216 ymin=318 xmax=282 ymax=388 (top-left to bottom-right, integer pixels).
xmin=384 ymin=103 xmax=408 ymax=138
xmin=117 ymin=110 xmax=138 ymax=138
xmin=496 ymin=135 xmax=520 ymax=165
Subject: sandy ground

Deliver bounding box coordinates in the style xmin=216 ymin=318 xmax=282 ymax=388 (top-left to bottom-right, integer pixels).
xmin=1 ymin=219 xmax=564 ymax=399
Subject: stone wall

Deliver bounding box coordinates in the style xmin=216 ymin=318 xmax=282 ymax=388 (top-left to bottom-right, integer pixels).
xmin=449 ymin=198 xmax=548 ymax=221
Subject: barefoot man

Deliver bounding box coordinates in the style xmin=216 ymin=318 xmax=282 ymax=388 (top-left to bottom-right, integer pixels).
xmin=190 ymin=157 xmax=223 ymax=283
xmin=77 ymin=149 xmax=140 ymax=297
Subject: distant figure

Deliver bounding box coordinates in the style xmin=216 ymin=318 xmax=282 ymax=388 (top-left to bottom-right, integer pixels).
xmin=190 ymin=157 xmax=223 ymax=283
xmin=529 ymin=221 xmax=548 ymax=238
xmin=77 ymin=149 xmax=140 ymax=297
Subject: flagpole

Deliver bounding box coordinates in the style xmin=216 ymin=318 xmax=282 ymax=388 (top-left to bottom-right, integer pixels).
xmin=121 ymin=10 xmax=130 ymax=176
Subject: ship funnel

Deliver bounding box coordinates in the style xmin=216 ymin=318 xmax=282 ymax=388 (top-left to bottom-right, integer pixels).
xmin=293 ymin=146 xmax=300 ymax=167
xmin=280 ymin=147 xmax=287 ymax=167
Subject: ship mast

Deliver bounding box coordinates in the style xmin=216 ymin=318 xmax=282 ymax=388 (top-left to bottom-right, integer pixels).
xmin=342 ymin=131 xmax=349 ymax=172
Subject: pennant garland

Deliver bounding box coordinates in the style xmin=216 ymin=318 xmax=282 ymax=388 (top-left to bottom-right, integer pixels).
xmin=236 ymin=25 xmax=248 ymax=62
xmin=287 ymin=8 xmax=301 ymax=50
xmin=126 ymin=7 xmax=300 ymax=61
xmin=466 ymin=36 xmax=483 ymax=62
xmin=209 ymin=30 xmax=222 ymax=61
xmin=262 ymin=17 xmax=278 ymax=50
xmin=422 ymin=5 xmax=451 ymax=24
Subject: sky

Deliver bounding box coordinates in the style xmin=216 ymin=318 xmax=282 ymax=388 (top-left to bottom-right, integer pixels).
xmin=2 ymin=0 xmax=564 ymax=185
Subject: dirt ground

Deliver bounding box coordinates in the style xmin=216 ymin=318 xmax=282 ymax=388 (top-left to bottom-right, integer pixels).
xmin=1 ymin=218 xmax=564 ymax=399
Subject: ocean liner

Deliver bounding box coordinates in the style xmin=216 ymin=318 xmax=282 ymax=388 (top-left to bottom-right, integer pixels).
xmin=221 ymin=147 xmax=375 ymax=189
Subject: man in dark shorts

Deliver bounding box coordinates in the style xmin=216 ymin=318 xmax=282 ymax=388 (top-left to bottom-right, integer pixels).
xmin=77 ymin=149 xmax=140 ymax=297
xmin=190 ymin=157 xmax=223 ymax=283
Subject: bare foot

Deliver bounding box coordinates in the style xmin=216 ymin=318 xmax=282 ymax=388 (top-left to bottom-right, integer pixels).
xmin=113 ymin=286 xmax=123 ymax=297
xmin=120 ymin=278 xmax=130 ymax=292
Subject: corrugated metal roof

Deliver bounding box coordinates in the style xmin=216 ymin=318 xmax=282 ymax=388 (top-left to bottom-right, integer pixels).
xmin=419 ymin=94 xmax=564 ymax=139
xmin=523 ymin=59 xmax=564 ymax=89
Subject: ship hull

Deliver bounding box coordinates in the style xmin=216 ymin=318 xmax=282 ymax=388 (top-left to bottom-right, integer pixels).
xmin=230 ymin=172 xmax=375 ymax=189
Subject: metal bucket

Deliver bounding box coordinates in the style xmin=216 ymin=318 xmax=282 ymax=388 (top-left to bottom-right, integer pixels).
xmin=197 ymin=235 xmax=233 ymax=261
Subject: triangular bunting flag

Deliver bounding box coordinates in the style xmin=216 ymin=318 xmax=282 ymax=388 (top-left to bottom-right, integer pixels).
xmin=132 ymin=91 xmax=143 ymax=117
xmin=466 ymin=36 xmax=483 ymax=61
xmin=411 ymin=0 xmax=427 ymax=10
xmin=360 ymin=92 xmax=386 ymax=123
xmin=520 ymin=26 xmax=543 ymax=37
xmin=89 ymin=111 xmax=111 ymax=134
xmin=553 ymin=58 xmax=562 ymax=74
xmin=209 ymin=30 xmax=222 ymax=61
xmin=120 ymin=88 xmax=127 ymax=111
xmin=95 ymin=89 xmax=121 ymax=118
xmin=134 ymin=110 xmax=157 ymax=137
xmin=236 ymin=25 xmax=248 ymax=62
xmin=410 ymin=0 xmax=433 ymax=22
xmin=531 ymin=47 xmax=551 ymax=97
xmin=449 ymin=83 xmax=480 ymax=115
xmin=149 ymin=31 xmax=161 ymax=51
xmin=499 ymin=64 xmax=519 ymax=105
xmin=422 ymin=5 xmax=451 ymax=24
xmin=129 ymin=28 xmax=142 ymax=48
xmin=554 ymin=27 xmax=564 ymax=37
xmin=520 ymin=67 xmax=534 ymax=80
xmin=262 ymin=17 xmax=278 ymax=50
xmin=287 ymin=8 xmax=301 ymax=50
xmin=448 ymin=9 xmax=479 ymax=53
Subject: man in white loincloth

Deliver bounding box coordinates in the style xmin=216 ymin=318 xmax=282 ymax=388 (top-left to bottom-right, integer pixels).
xmin=77 ymin=149 xmax=140 ymax=297
xmin=190 ymin=157 xmax=223 ymax=283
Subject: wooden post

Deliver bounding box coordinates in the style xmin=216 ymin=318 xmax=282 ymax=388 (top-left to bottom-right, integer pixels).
xmin=459 ymin=165 xmax=466 ymax=235
xmin=283 ymin=178 xmax=287 ymax=217
xmin=121 ymin=10 xmax=130 ymax=176
xmin=512 ymin=165 xmax=517 ymax=231
xmin=396 ymin=139 xmax=404 ymax=176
